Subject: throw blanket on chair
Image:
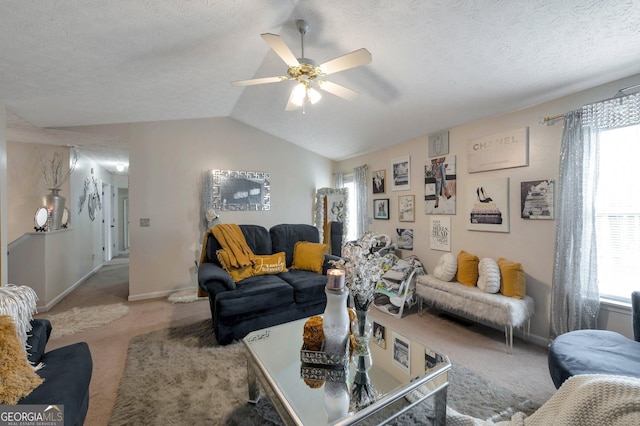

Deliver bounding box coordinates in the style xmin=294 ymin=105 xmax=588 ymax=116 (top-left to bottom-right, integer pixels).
xmin=446 ymin=374 xmax=640 ymax=426
xmin=211 ymin=224 xmax=256 ymax=268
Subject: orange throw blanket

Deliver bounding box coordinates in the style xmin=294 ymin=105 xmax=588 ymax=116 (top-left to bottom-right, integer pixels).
xmin=198 ymin=224 xmax=256 ymax=297
xmin=199 ymin=224 xmax=255 ymax=268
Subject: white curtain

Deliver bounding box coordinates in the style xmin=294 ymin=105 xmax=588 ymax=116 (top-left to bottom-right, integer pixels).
xmin=551 ymin=92 xmax=640 ymax=338
xmin=354 ymin=165 xmax=369 ymax=237
xmin=550 ymin=109 xmax=600 ymax=338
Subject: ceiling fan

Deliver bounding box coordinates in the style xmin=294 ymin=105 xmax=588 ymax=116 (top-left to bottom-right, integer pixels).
xmin=231 ymin=20 xmax=372 ymax=112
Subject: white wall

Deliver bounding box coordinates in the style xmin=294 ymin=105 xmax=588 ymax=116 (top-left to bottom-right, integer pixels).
xmin=338 ymin=73 xmax=640 ymax=344
xmin=74 ymin=117 xmax=334 ymax=300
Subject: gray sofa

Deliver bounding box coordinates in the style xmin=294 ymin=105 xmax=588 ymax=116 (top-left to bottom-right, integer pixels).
xmin=198 ymin=223 xmax=342 ymax=345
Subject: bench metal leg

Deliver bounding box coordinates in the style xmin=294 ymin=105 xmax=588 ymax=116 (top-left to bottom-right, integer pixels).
xmin=504 ymin=325 xmax=513 ymax=354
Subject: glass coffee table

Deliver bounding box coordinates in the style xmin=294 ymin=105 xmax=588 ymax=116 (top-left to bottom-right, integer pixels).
xmin=243 ymin=317 xmax=450 ymax=425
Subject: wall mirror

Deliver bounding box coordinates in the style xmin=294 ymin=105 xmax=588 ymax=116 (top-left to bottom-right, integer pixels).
xmin=204 ymin=170 xmax=270 ymax=212
xmin=314 ymin=187 xmax=348 ymax=236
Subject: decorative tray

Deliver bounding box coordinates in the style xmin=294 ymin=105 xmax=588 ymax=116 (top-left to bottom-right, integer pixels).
xmin=300 ymin=363 xmax=347 ymax=382
xmin=300 ymin=340 xmax=350 ymax=366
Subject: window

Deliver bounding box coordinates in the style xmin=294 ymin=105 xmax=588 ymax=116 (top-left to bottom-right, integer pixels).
xmin=342 ymin=173 xmax=358 ymax=241
xmin=595 ymin=124 xmax=640 ymax=302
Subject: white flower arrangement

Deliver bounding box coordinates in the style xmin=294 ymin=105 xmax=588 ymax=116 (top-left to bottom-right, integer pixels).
xmin=330 ymin=232 xmax=388 ymax=309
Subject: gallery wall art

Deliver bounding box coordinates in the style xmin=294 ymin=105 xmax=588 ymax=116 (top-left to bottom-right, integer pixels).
xmin=392 ymin=156 xmax=410 ymax=191
xmin=521 ymin=179 xmax=554 ymax=219
xmin=373 ymin=170 xmax=386 ymax=194
xmin=467 ymin=177 xmax=510 ymax=232
xmin=398 ymin=195 xmax=415 ymax=222
xmin=467 ymin=127 xmax=529 ymax=173
xmin=430 ymin=216 xmax=451 ymax=251
xmin=424 ymin=155 xmax=456 ymax=215
xmin=396 ymin=228 xmax=413 ymax=250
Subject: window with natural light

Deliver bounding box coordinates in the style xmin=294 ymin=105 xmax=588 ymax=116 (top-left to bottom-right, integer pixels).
xmin=342 ymin=175 xmax=358 ymax=242
xmin=595 ymin=124 xmax=640 ymax=302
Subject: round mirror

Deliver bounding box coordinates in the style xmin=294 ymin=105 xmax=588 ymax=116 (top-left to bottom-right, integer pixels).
xmin=34 ymin=207 xmax=48 ymax=229
xmin=61 ymin=207 xmax=70 ymax=227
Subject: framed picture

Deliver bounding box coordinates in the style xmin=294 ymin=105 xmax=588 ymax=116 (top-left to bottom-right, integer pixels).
xmin=467 ymin=127 xmax=529 ymax=173
xmin=521 ymin=180 xmax=554 ymax=219
xmin=392 ymin=156 xmax=410 ymax=191
xmin=429 ymin=131 xmax=449 ymax=157
xmin=373 ymin=170 xmax=386 ymax=194
xmin=430 ymin=216 xmax=451 ymax=251
xmin=425 ymin=349 xmax=443 ymax=372
xmin=392 ymin=333 xmax=411 ymax=373
xmin=373 ymin=198 xmax=389 ymax=220
xmin=396 ymin=228 xmax=413 ymax=250
xmin=467 ymin=177 xmax=510 ymax=233
xmin=398 ymin=195 xmax=415 ymax=222
xmin=373 ymin=322 xmax=386 ymax=349
xmin=424 ymin=155 xmax=456 ymax=215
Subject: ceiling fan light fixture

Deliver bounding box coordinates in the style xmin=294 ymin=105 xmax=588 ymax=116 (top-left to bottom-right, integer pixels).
xmin=308 ymin=87 xmax=322 ymax=104
xmin=291 ymin=83 xmax=307 ymax=106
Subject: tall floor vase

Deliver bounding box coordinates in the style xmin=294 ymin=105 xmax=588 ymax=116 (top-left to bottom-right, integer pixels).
xmin=42 ymin=188 xmax=65 ymax=231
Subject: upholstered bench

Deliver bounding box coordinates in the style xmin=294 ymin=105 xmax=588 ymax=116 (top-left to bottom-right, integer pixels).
xmin=416 ymin=274 xmax=535 ymax=352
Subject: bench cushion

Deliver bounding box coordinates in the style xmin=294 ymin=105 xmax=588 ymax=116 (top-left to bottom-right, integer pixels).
xmin=416 ymin=275 xmax=534 ymax=327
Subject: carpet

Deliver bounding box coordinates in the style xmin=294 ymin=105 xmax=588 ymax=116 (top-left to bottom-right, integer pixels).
xmin=109 ymin=320 xmax=539 ymax=426
xmin=167 ymin=288 xmax=208 ymax=304
xmin=42 ymin=303 xmax=130 ymax=339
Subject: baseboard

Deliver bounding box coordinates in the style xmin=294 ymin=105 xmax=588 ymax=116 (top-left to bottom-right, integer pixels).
xmin=36 ymin=264 xmax=103 ymax=312
xmin=128 ymin=285 xmax=198 ymax=302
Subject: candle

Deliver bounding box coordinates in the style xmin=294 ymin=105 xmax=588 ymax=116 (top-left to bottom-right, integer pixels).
xmin=326 ymin=269 xmax=345 ymax=290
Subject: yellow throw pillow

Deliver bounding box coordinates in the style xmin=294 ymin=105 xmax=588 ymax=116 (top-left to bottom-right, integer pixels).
xmin=253 ymin=252 xmax=288 ymax=276
xmin=291 ymin=241 xmax=327 ymax=274
xmin=457 ymin=250 xmax=479 ymax=286
xmin=497 ymin=258 xmax=526 ymax=299
xmin=0 ymin=315 xmax=44 ymax=404
xmin=217 ymin=249 xmax=254 ymax=282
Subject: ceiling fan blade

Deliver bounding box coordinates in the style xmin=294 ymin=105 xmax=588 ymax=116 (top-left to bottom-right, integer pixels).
xmin=231 ymin=76 xmax=290 ymax=86
xmin=319 ymin=48 xmax=372 ymax=75
xmin=261 ymin=33 xmax=300 ymax=67
xmin=317 ymin=80 xmax=359 ymax=101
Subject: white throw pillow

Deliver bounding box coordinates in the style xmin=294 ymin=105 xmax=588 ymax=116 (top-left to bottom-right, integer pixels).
xmin=477 ymin=258 xmax=500 ymax=293
xmin=433 ymin=253 xmax=457 ymax=282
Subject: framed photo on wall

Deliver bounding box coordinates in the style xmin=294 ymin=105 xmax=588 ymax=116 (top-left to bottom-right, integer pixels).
xmin=430 ymin=216 xmax=451 ymax=251
xmin=428 ymin=131 xmax=449 ymax=157
xmin=424 ymin=155 xmax=456 ymax=215
xmin=467 ymin=177 xmax=510 ymax=233
xmin=392 ymin=156 xmax=410 ymax=191
xmin=396 ymin=228 xmax=413 ymax=250
xmin=398 ymin=195 xmax=415 ymax=222
xmin=373 ymin=170 xmax=386 ymax=194
xmin=373 ymin=322 xmax=386 ymax=349
xmin=521 ymin=179 xmax=554 ymax=219
xmin=373 ymin=198 xmax=389 ymax=220
xmin=392 ymin=332 xmax=411 ymax=374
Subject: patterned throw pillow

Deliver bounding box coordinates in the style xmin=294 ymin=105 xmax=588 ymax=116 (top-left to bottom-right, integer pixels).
xmin=477 ymin=258 xmax=500 ymax=293
xmin=253 ymin=252 xmax=288 ymax=276
xmin=433 ymin=253 xmax=457 ymax=282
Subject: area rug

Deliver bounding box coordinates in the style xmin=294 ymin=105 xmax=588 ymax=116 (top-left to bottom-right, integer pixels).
xmin=42 ymin=303 xmax=130 ymax=339
xmin=167 ymin=288 xmax=207 ymax=304
xmin=109 ymin=320 xmax=539 ymax=426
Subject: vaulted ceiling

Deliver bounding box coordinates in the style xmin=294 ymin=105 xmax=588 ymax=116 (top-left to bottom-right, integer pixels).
xmin=3 ymin=1 xmax=640 ymax=169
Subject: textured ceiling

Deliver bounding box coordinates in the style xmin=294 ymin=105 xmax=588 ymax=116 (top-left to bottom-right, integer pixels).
xmin=2 ymin=0 xmax=640 ymax=168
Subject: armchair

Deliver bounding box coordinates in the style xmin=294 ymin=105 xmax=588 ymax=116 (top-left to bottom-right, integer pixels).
xmin=548 ymin=291 xmax=640 ymax=388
